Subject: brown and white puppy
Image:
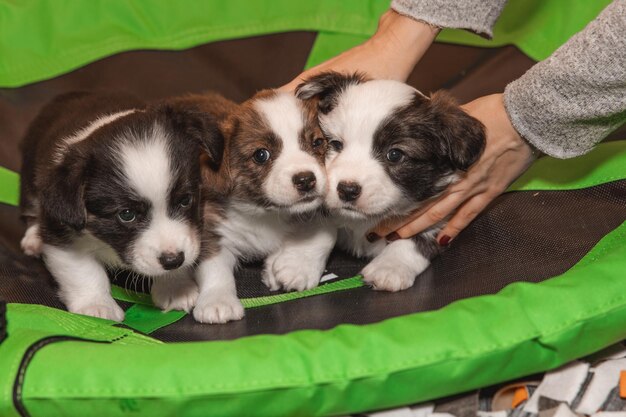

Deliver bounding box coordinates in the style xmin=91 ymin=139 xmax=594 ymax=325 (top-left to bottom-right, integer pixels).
xmin=187 ymin=90 xmax=330 ymax=323
xmin=19 ymin=92 xmax=224 ymax=321
xmin=289 ymin=72 xmax=486 ymax=292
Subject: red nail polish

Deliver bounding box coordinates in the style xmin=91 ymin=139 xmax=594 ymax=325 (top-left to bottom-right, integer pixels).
xmin=386 ymin=232 xmax=401 ymax=242
xmin=366 ymin=233 xmax=381 ymax=243
xmin=439 ymin=235 xmax=451 ymax=246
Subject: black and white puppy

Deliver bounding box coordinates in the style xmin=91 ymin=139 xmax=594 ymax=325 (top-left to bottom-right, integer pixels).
xmin=292 ymin=72 xmax=486 ymax=291
xmin=19 ymin=92 xmax=224 ymax=321
xmin=189 ymin=90 xmax=330 ymax=323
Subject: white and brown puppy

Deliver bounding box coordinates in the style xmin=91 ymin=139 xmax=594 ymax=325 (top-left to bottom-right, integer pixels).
xmin=188 ymin=90 xmax=330 ymax=323
xmin=291 ymin=72 xmax=486 ymax=292
xmin=19 ymin=92 xmax=224 ymax=321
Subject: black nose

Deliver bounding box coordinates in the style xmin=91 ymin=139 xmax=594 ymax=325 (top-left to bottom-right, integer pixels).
xmin=292 ymin=171 xmax=317 ymax=193
xmin=158 ymin=251 xmax=185 ymax=270
xmin=337 ymin=181 xmax=361 ymax=202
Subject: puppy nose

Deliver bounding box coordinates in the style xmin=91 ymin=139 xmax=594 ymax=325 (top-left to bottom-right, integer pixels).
xmin=158 ymin=251 xmax=185 ymax=270
xmin=292 ymin=171 xmax=317 ymax=193
xmin=337 ymin=181 xmax=361 ymax=202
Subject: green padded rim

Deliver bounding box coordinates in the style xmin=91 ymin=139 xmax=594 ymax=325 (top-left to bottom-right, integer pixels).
xmin=0 ymin=0 xmax=611 ymax=88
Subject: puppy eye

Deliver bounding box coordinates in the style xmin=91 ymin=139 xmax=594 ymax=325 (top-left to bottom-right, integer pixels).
xmin=178 ymin=195 xmax=193 ymax=208
xmin=252 ymin=148 xmax=271 ymax=164
xmin=386 ymin=148 xmax=405 ymax=163
xmin=329 ymin=140 xmax=343 ymax=152
xmin=312 ymin=137 xmax=325 ymax=148
xmin=118 ymin=209 xmax=137 ymax=223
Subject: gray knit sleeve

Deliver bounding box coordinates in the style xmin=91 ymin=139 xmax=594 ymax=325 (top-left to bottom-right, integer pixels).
xmin=504 ymin=0 xmax=626 ymax=159
xmin=390 ymin=0 xmax=507 ymax=38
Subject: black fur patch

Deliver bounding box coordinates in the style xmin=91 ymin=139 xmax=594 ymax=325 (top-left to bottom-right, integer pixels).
xmin=296 ymin=71 xmax=366 ymax=114
xmin=20 ymin=91 xmax=223 ymax=263
xmin=372 ymin=92 xmax=485 ymax=203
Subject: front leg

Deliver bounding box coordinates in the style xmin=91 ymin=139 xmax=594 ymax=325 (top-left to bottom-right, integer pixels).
xmin=43 ymin=244 xmax=125 ymax=321
xmin=21 ymin=223 xmax=43 ymax=257
xmin=262 ymin=225 xmax=337 ymax=292
xmin=361 ymin=239 xmax=431 ymax=292
xmin=151 ymin=268 xmax=198 ymax=313
xmin=193 ymin=248 xmax=244 ymax=324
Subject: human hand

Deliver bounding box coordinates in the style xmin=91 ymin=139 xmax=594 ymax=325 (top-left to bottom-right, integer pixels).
xmin=372 ymin=93 xmax=536 ymax=246
xmin=280 ymin=10 xmax=440 ymax=91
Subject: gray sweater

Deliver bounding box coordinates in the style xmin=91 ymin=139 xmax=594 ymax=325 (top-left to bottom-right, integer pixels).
xmin=392 ymin=0 xmax=626 ymax=158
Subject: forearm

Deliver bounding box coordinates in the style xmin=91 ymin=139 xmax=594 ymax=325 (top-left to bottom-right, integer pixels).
xmin=366 ymin=10 xmax=440 ymax=80
xmin=504 ymin=0 xmax=626 ymax=159
xmin=391 ymin=0 xmax=508 ymax=39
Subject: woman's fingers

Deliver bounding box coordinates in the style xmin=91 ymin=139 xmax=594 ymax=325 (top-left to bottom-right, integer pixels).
xmin=369 ymin=172 xmax=485 ymax=240
xmin=436 ymin=192 xmax=495 ymax=245
xmin=369 ymin=199 xmax=438 ymax=240
xmin=392 ymin=189 xmax=470 ymax=239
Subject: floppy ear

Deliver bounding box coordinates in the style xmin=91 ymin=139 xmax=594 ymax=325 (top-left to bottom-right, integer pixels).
xmin=295 ymin=71 xmax=366 ymax=114
xmin=164 ymin=106 xmax=225 ymax=172
xmin=40 ymin=152 xmax=88 ymax=231
xmin=427 ymin=91 xmax=486 ymax=171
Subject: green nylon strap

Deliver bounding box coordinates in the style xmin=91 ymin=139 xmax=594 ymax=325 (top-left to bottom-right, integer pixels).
xmin=119 ymin=277 xmax=365 ymax=333
xmin=122 ymin=304 xmax=186 ymax=335
xmin=13 ymin=219 xmax=626 ymax=417
xmin=241 ymin=277 xmax=364 ymax=308
xmin=0 ymin=0 xmax=611 ymax=88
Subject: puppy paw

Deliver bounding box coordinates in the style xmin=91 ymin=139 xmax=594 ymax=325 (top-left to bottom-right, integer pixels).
xmin=151 ymin=277 xmax=199 ymax=313
xmin=21 ymin=225 xmax=42 ymax=257
xmin=361 ymin=261 xmax=416 ymax=292
xmin=261 ymin=252 xmax=281 ymax=291
xmin=71 ymin=300 xmax=125 ymax=322
xmin=193 ymin=293 xmax=244 ymax=324
xmin=269 ymin=251 xmax=323 ymax=292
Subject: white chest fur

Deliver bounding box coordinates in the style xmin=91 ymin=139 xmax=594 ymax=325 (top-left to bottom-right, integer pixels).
xmin=217 ymin=203 xmax=292 ymax=261
xmin=335 ymin=219 xmax=385 ymax=259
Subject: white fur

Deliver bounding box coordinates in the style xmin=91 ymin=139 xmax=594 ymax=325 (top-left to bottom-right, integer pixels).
xmin=118 ymin=125 xmax=200 ymax=276
xmin=193 ymin=247 xmax=243 ymax=324
xmin=262 ymin=221 xmax=337 ymax=291
xmin=254 ymin=93 xmax=326 ymax=213
xmin=194 ymin=93 xmax=331 ymax=323
xmin=361 ymin=239 xmax=429 ymax=291
xmin=42 ymin=241 xmax=125 ymax=321
xmin=20 ymin=223 xmax=42 ymax=257
xmin=320 ymin=81 xmax=439 ymax=291
xmin=39 ymin=120 xmax=202 ymax=321
xmin=194 ymin=204 xmax=303 ymax=323
xmin=321 ymin=81 xmax=415 ymax=217
xmin=151 ymin=268 xmax=198 ymax=313
xmin=53 ymin=110 xmax=136 ymax=164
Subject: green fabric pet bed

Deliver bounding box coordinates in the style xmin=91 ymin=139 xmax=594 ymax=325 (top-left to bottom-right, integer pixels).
xmin=0 ymin=1 xmax=624 ymax=416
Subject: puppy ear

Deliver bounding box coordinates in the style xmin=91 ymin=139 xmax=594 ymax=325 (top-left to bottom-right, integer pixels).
xmin=427 ymin=91 xmax=486 ymax=171
xmin=295 ymin=71 xmax=366 ymax=114
xmin=40 ymin=152 xmax=88 ymax=231
xmin=164 ymin=106 xmax=225 ymax=172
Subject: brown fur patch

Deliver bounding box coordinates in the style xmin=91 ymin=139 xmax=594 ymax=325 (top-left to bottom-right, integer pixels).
xmin=298 ymin=99 xmax=327 ymax=164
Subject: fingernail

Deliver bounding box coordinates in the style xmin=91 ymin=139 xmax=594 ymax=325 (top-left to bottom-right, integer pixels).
xmin=386 ymin=232 xmax=401 ymax=242
xmin=439 ymin=235 xmax=451 ymax=247
xmin=366 ymin=233 xmax=381 ymax=243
